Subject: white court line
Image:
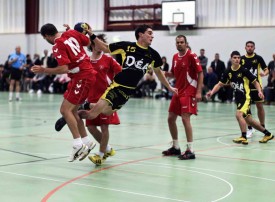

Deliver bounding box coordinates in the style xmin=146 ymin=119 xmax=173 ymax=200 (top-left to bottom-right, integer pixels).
xmin=0 ymin=170 xmax=189 ymax=202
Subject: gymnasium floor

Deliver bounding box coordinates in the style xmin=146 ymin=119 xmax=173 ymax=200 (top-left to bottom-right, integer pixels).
xmin=0 ymin=92 xmax=274 ymax=202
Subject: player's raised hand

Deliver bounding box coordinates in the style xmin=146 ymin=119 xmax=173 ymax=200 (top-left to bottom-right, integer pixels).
xmin=63 ymin=24 xmax=70 ymax=31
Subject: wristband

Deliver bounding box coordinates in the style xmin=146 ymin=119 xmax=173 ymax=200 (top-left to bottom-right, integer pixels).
xmin=89 ymin=34 xmax=97 ymax=41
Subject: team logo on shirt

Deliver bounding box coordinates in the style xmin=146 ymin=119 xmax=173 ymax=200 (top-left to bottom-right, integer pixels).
xmin=237 ymin=73 xmax=242 ymax=78
xmin=124 ymin=56 xmax=149 ymax=73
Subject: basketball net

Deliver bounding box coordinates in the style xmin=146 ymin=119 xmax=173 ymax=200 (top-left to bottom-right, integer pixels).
xmin=168 ymin=22 xmax=179 ymax=34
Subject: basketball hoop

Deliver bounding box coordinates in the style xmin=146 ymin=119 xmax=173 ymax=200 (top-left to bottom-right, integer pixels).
xmin=167 ymin=22 xmax=180 ymax=34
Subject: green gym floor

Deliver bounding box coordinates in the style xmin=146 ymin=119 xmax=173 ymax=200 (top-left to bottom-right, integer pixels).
xmin=0 ymin=92 xmax=274 ymax=202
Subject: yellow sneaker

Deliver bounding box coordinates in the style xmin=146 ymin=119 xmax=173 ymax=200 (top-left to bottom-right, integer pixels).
xmin=88 ymin=154 xmax=105 ymax=165
xmin=233 ymin=137 xmax=248 ymax=145
xmin=103 ymin=148 xmax=116 ymax=160
xmin=259 ymin=134 xmax=274 ymax=143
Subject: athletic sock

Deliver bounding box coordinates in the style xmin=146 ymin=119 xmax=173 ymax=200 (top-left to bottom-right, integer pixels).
xmin=263 ymin=129 xmax=271 ymax=136
xmin=83 ymin=102 xmax=91 ymax=110
xmin=106 ymin=145 xmax=112 ymax=152
xmin=187 ymin=142 xmax=193 ymax=152
xmin=242 ymin=132 xmax=247 ymax=139
xmin=173 ymin=140 xmax=180 ymax=149
xmin=97 ymin=152 xmax=104 ymax=158
xmin=248 ymin=125 xmax=253 ymax=130
xmin=73 ymin=137 xmax=83 ymax=148
xmin=81 ymin=136 xmax=91 ymax=146
xmin=16 ymin=92 xmax=20 ymax=98
xmin=9 ymin=92 xmax=13 ymax=99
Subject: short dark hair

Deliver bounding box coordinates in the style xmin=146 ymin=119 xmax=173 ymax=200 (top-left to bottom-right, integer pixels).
xmin=176 ymin=35 xmax=187 ymax=43
xmin=231 ymin=51 xmax=241 ymax=58
xmin=40 ymin=23 xmax=58 ymax=37
xmin=245 ymin=41 xmax=255 ymax=46
xmin=135 ymin=24 xmax=152 ymax=40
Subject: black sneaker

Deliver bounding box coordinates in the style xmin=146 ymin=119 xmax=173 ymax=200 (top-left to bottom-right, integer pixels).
xmin=162 ymin=147 xmax=181 ymax=156
xmin=178 ymin=150 xmax=195 ymax=160
xmin=55 ymin=117 xmax=67 ymax=132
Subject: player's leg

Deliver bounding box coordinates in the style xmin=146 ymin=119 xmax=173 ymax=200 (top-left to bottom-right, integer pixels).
xmin=256 ymin=102 xmax=265 ymax=127
xmin=245 ymin=115 xmax=273 ymax=143
xmin=233 ymin=110 xmax=248 ymax=144
xmin=162 ymin=95 xmax=181 ymax=156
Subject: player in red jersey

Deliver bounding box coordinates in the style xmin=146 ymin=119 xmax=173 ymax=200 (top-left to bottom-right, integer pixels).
xmin=32 ymin=23 xmax=96 ymax=162
xmin=86 ymin=34 xmax=122 ymax=165
xmin=162 ymin=35 xmax=203 ymax=160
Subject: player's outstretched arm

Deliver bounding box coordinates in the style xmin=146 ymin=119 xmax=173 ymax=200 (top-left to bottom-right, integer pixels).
xmin=84 ymin=26 xmax=110 ymax=53
xmin=31 ymin=65 xmax=69 ymax=75
xmin=207 ymin=82 xmax=223 ymax=98
xmin=154 ymin=67 xmax=178 ymax=95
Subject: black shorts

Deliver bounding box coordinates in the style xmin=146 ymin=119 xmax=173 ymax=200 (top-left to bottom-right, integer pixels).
xmin=236 ymin=98 xmax=251 ymax=118
xmin=101 ymin=82 xmax=135 ymax=111
xmin=250 ymin=89 xmax=264 ymax=102
xmin=10 ymin=68 xmax=22 ymax=81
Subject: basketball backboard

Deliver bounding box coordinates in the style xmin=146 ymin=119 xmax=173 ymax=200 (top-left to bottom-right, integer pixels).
xmin=162 ymin=1 xmax=196 ymax=26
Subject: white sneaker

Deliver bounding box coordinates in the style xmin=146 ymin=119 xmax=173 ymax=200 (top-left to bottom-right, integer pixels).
xmin=8 ymin=98 xmax=12 ymax=102
xmin=68 ymin=144 xmax=88 ymax=162
xmin=29 ymin=89 xmax=34 ymax=94
xmin=246 ymin=128 xmax=255 ymax=138
xmin=79 ymin=142 xmax=96 ymax=161
xmin=37 ymin=89 xmax=42 ymax=94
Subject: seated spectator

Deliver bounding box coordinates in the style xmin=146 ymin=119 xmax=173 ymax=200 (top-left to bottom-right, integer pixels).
xmin=51 ymin=73 xmax=71 ymax=94
xmin=203 ymin=67 xmax=218 ymax=102
xmin=264 ymin=70 xmax=275 ymax=105
xmin=29 ymin=67 xmax=46 ymax=94
xmin=135 ymin=68 xmax=157 ymax=98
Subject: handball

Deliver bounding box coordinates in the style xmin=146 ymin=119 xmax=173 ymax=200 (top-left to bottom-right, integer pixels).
xmin=74 ymin=22 xmax=89 ymax=34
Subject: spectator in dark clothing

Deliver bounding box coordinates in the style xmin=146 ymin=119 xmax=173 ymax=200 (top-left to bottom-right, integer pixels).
xmin=198 ymin=48 xmax=208 ymax=75
xmin=0 ymin=55 xmax=11 ymax=91
xmin=203 ymin=67 xmax=218 ymax=102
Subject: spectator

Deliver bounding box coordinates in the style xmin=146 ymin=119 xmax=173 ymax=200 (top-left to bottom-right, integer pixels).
xmin=198 ymin=48 xmax=208 ymax=75
xmin=203 ymin=67 xmax=218 ymax=102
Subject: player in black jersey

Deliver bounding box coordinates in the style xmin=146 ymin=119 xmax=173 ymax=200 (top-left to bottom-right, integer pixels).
xmin=75 ymin=24 xmax=177 ymax=122
xmin=241 ymin=41 xmax=269 ymax=138
xmin=207 ymin=51 xmax=273 ymax=144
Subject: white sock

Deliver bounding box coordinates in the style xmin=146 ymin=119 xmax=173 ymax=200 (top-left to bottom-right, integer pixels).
xmin=173 ymin=140 xmax=180 ymax=149
xmin=73 ymin=137 xmax=83 ymax=148
xmin=16 ymin=92 xmax=20 ymax=98
xmin=81 ymin=136 xmax=91 ymax=146
xmin=106 ymin=144 xmax=111 ymax=152
xmin=97 ymin=152 xmax=104 ymax=158
xmin=9 ymin=92 xmax=13 ymax=99
xmin=187 ymin=142 xmax=193 ymax=152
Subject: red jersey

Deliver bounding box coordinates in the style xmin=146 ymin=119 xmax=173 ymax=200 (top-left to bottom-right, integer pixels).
xmin=88 ymin=54 xmax=122 ymax=102
xmin=52 ymin=30 xmax=95 ymax=79
xmin=171 ymin=49 xmax=202 ymax=96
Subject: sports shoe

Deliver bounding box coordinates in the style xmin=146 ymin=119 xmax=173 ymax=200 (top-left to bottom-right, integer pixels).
xmin=162 ymin=146 xmax=181 ymax=156
xmin=103 ymin=148 xmax=116 ymax=160
xmin=55 ymin=117 xmax=67 ymax=132
xmin=16 ymin=97 xmax=22 ymax=101
xmin=8 ymin=98 xmax=12 ymax=102
xmin=259 ymin=134 xmax=274 ymax=143
xmin=178 ymin=150 xmax=195 ymax=160
xmin=68 ymin=144 xmax=88 ymax=162
xmin=233 ymin=136 xmax=248 ymax=145
xmin=79 ymin=141 xmax=96 ymax=161
xmin=246 ymin=128 xmax=255 ymax=138
xmin=88 ymin=154 xmax=105 ymax=165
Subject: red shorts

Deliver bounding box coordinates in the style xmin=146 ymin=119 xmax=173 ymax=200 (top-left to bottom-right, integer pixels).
xmin=64 ymin=77 xmax=95 ymax=105
xmin=86 ymin=112 xmax=120 ymax=126
xmin=169 ymin=95 xmax=197 ymax=116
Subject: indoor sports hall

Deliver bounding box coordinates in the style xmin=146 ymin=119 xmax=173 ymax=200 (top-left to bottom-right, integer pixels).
xmin=1 ymin=0 xmax=275 ymax=202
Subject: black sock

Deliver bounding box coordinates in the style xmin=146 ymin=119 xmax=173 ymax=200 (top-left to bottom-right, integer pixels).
xmin=248 ymin=126 xmax=252 ymax=130
xmin=242 ymin=132 xmax=247 ymax=139
xmin=263 ymin=129 xmax=271 ymax=136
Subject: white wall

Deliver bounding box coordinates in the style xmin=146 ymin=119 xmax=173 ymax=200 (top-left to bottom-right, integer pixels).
xmin=1 ymin=27 xmax=274 ymax=85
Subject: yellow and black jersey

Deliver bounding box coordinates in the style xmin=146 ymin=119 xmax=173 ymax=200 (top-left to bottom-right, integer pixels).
xmin=220 ymin=65 xmax=256 ymax=102
xmin=240 ymin=54 xmax=267 ymax=89
xmin=108 ymin=41 xmax=162 ymax=88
